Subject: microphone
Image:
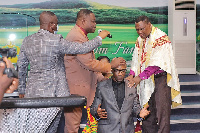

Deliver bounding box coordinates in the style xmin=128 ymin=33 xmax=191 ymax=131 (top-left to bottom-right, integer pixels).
xmin=98 ymin=29 xmax=112 ymax=38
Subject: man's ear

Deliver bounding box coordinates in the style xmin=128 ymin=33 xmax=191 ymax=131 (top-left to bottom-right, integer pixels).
xmin=48 ymin=23 xmax=54 ymax=33
xmin=82 ymin=17 xmax=86 ymax=25
xmin=111 ymin=68 xmax=115 ymax=74
xmin=147 ymin=22 xmax=151 ymax=27
xmin=50 ymin=22 xmax=54 ymax=29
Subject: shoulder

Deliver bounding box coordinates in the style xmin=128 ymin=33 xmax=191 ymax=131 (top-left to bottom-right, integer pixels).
xmin=67 ymin=26 xmax=77 ymax=34
xmin=23 ymin=33 xmax=36 ymax=40
xmin=153 ymin=27 xmax=167 ymax=38
xmin=37 ymin=29 xmax=63 ymax=40
xmin=66 ymin=26 xmax=81 ymax=37
xmin=97 ymin=78 xmax=111 ymax=88
xmin=66 ymin=26 xmax=87 ymax=42
xmin=22 ymin=33 xmax=38 ymax=46
xmin=124 ymin=79 xmax=135 ymax=89
xmin=48 ymin=32 xmax=63 ymax=40
xmin=151 ymin=27 xmax=171 ymax=48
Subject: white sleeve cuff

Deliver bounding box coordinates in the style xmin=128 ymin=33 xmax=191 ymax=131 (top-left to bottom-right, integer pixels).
xmin=97 ymin=36 xmax=102 ymax=40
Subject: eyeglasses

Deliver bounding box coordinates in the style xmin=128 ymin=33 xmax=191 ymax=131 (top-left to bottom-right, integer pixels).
xmin=113 ymin=69 xmax=126 ymax=73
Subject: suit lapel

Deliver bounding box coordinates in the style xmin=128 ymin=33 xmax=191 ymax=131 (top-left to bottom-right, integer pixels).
xmin=120 ymin=80 xmax=134 ymax=112
xmin=125 ymin=80 xmax=133 ymax=98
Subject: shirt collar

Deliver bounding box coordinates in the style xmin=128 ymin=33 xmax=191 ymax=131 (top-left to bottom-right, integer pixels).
xmin=112 ymin=79 xmax=125 ymax=85
xmin=76 ymin=24 xmax=88 ymax=36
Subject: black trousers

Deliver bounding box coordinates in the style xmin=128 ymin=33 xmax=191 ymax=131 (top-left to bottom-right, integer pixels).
xmin=142 ymin=73 xmax=171 ymax=133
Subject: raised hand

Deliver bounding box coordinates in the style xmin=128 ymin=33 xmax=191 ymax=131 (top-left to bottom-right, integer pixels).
xmin=98 ymin=30 xmax=110 ymax=39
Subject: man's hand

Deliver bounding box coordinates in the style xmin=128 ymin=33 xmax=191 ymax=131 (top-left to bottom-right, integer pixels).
xmin=103 ymin=73 xmax=113 ymax=79
xmin=98 ymin=30 xmax=110 ymax=39
xmin=125 ymin=75 xmax=136 ymax=88
xmin=19 ymin=94 xmax=25 ymax=98
xmin=110 ymin=57 xmax=126 ymax=69
xmin=5 ymin=78 xmax=19 ymax=93
xmin=97 ymin=104 xmax=107 ymax=119
xmin=126 ymin=75 xmax=141 ymax=88
xmin=139 ymin=105 xmax=150 ymax=118
xmin=0 ymin=57 xmax=14 ymax=92
xmin=2 ymin=57 xmax=18 ymax=94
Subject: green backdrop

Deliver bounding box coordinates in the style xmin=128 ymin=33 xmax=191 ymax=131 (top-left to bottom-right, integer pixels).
xmin=0 ymin=0 xmax=199 ymax=72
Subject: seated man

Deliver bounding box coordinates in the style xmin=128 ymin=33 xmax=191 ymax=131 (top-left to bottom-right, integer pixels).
xmin=90 ymin=57 xmax=150 ymax=133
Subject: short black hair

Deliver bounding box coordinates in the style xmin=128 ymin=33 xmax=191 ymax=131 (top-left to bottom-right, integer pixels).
xmin=135 ymin=15 xmax=151 ymax=24
xmin=77 ymin=9 xmax=93 ymax=20
xmin=97 ymin=56 xmax=110 ymax=62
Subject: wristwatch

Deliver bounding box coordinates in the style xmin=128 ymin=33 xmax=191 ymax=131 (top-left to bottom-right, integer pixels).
xmin=137 ymin=113 xmax=143 ymax=121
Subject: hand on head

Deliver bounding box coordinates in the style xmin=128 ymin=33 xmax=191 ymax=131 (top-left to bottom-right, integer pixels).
xmin=110 ymin=57 xmax=126 ymax=69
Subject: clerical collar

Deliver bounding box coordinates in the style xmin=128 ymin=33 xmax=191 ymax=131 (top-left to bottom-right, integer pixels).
xmin=76 ymin=24 xmax=88 ymax=36
xmin=112 ymin=79 xmax=125 ymax=84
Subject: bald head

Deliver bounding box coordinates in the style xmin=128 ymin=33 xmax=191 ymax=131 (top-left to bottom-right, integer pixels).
xmin=39 ymin=11 xmax=55 ymax=25
xmin=39 ymin=11 xmax=58 ymax=33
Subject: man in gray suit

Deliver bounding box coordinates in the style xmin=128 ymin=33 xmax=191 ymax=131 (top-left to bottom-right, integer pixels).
xmin=90 ymin=57 xmax=150 ymax=133
xmin=17 ymin=11 xmax=110 ymax=98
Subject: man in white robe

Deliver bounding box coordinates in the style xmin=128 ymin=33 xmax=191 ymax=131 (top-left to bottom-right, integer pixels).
xmin=126 ymin=16 xmax=182 ymax=133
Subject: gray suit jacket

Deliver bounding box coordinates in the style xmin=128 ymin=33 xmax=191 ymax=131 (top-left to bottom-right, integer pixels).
xmin=90 ymin=78 xmax=141 ymax=133
xmin=17 ymin=29 xmax=102 ymax=98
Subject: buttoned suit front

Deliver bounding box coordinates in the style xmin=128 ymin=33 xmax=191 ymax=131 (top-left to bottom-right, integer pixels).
xmin=64 ymin=25 xmax=111 ymax=132
xmin=90 ymin=78 xmax=141 ymax=133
